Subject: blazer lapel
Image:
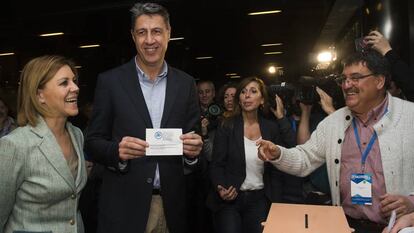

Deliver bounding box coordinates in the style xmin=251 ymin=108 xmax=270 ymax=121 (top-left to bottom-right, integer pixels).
xmin=259 ymin=116 xmax=272 ymax=141
xmin=118 ymin=58 xmax=153 ymax=128
xmin=234 ymin=116 xmax=246 ymax=162
xmin=161 ymin=67 xmax=179 ymax=127
xmin=32 ymin=118 xmax=75 ymax=191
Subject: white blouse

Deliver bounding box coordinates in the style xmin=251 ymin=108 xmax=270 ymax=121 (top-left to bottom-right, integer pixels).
xmin=240 ymin=136 xmax=264 ymax=191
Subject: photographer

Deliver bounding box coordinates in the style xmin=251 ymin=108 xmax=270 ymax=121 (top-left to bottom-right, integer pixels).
xmin=297 ymin=87 xmax=340 ymax=204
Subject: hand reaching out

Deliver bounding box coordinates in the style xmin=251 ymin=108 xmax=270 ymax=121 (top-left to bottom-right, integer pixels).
xmin=257 ymin=139 xmax=280 ymax=161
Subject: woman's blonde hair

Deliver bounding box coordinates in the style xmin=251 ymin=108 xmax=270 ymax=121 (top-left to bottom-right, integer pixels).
xmin=17 ymin=55 xmax=77 ymax=126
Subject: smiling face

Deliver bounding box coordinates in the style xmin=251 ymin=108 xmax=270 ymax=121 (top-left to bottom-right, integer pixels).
xmin=223 ymin=87 xmax=236 ymax=111
xmin=131 ymin=14 xmax=170 ymax=70
xmin=37 ymin=65 xmax=79 ymax=119
xmin=341 ymin=62 xmax=386 ymax=114
xmin=239 ymin=81 xmax=264 ymax=113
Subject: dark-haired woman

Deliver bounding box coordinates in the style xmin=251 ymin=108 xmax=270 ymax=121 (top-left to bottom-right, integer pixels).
xmin=208 ymin=77 xmax=295 ymax=233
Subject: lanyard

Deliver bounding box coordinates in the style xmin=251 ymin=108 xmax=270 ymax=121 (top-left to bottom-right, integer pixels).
xmin=352 ymin=118 xmax=377 ymax=172
xmin=290 ymin=118 xmax=297 ymax=133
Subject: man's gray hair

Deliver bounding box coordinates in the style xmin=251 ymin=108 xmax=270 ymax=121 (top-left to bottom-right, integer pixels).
xmin=130 ymin=2 xmax=170 ymax=30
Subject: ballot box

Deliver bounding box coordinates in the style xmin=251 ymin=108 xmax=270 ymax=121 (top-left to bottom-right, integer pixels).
xmin=263 ymin=203 xmax=351 ymax=233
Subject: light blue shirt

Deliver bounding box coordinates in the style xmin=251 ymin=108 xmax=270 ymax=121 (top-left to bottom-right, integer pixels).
xmin=135 ymin=57 xmax=168 ymax=189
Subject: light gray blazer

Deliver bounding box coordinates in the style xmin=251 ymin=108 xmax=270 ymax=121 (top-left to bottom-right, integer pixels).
xmin=0 ymin=117 xmax=87 ymax=233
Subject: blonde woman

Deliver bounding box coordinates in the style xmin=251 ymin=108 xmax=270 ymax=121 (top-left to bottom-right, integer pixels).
xmin=0 ymin=55 xmax=87 ymax=233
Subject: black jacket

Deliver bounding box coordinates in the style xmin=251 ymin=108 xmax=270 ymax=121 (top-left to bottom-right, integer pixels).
xmin=85 ymin=58 xmax=200 ymax=233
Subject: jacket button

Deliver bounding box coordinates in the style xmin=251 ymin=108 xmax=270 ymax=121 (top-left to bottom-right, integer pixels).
xmin=334 ymin=159 xmax=339 ymax=164
xmin=345 ymin=115 xmax=351 ymax=120
xmin=335 ymin=181 xmax=338 ymax=186
xmin=71 ymin=194 xmax=76 ymax=199
xmin=146 ymin=178 xmax=153 ymax=184
xmin=69 ymin=219 xmax=75 ymax=225
xmin=337 ymin=139 xmax=342 ymax=144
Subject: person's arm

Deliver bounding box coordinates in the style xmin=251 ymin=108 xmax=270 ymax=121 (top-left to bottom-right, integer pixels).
xmin=85 ymin=74 xmax=124 ymax=170
xmin=297 ymin=103 xmax=312 ymax=144
xmin=209 ymin=124 xmax=238 ymax=201
xmin=209 ymin=125 xmax=229 ymax=189
xmin=258 ymin=117 xmax=329 ymax=177
xmin=365 ymin=30 xmax=414 ymax=101
xmin=202 ymin=130 xmax=214 ymax=162
xmin=182 ymin=81 xmax=203 ymax=167
xmin=272 ymin=94 xmax=296 ymax=148
xmin=0 ymin=138 xmax=24 ymax=229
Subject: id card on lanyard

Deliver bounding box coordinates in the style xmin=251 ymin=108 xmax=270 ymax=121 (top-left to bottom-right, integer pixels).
xmin=350 ymin=118 xmax=377 ymax=205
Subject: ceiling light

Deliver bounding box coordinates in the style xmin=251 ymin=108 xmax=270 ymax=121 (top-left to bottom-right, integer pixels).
xmin=376 ymin=3 xmax=382 ymax=11
xmin=268 ymin=66 xmax=276 ymax=74
xmin=39 ymin=32 xmax=64 ymax=37
xmin=225 ymin=73 xmax=238 ymax=76
xmin=0 ymin=52 xmax=15 ymax=56
xmin=170 ymin=37 xmax=185 ymax=41
xmin=75 ymin=66 xmax=82 ymax=69
xmin=317 ymin=51 xmax=333 ymax=62
xmin=229 ymin=75 xmax=241 ymax=79
xmin=248 ymin=10 xmax=281 ymax=16
xmin=195 ymin=56 xmax=213 ymax=60
xmin=264 ymin=51 xmax=283 ymax=55
xmin=261 ymin=43 xmax=283 ymax=47
xmin=79 ymin=44 xmax=100 ymax=49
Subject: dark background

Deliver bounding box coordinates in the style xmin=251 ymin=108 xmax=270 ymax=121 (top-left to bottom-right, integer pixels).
xmin=0 ymin=0 xmax=413 ymax=108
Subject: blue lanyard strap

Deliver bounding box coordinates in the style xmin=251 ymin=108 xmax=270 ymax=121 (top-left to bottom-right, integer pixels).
xmin=290 ymin=118 xmax=297 ymax=133
xmin=352 ymin=119 xmax=377 ymax=168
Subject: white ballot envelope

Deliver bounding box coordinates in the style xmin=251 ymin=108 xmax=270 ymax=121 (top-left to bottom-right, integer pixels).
xmin=146 ymin=128 xmax=183 ymax=156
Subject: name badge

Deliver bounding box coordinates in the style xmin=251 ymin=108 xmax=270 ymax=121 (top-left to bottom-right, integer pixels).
xmin=351 ymin=173 xmax=372 ymax=205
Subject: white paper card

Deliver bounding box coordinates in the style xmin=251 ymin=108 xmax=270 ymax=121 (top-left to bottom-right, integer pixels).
xmin=146 ymin=128 xmax=183 ymax=156
xmin=387 ymin=210 xmax=396 ymax=233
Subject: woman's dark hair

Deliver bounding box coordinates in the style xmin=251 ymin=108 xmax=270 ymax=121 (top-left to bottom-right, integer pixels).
xmin=217 ymin=82 xmax=238 ymax=109
xmin=222 ymin=77 xmax=269 ymax=128
xmin=342 ymin=49 xmax=391 ymax=89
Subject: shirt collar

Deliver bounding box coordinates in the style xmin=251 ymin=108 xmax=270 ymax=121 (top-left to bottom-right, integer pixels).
xmin=134 ymin=56 xmax=168 ymax=82
xmin=354 ymin=95 xmax=389 ymax=126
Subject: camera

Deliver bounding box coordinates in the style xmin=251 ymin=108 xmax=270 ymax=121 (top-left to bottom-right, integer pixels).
xmin=202 ymin=103 xmax=223 ymax=120
xmin=297 ymin=75 xmax=338 ymax=105
xmin=298 ymin=74 xmax=338 ymax=105
xmin=268 ymin=82 xmax=297 ymax=116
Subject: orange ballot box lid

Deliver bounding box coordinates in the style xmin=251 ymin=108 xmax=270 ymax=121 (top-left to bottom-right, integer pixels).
xmin=263 ymin=203 xmax=351 ymax=233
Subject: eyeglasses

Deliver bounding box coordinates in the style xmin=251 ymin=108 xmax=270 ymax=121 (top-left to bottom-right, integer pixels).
xmin=335 ymin=73 xmax=375 ymax=85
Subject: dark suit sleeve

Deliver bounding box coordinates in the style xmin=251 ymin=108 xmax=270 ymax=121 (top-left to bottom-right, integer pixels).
xmin=209 ymin=125 xmax=229 ymax=189
xmin=182 ymin=80 xmax=202 ymax=171
xmin=85 ymin=74 xmax=120 ymax=169
xmin=385 ymin=50 xmax=414 ymax=101
xmin=276 ymin=117 xmax=296 ymax=148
